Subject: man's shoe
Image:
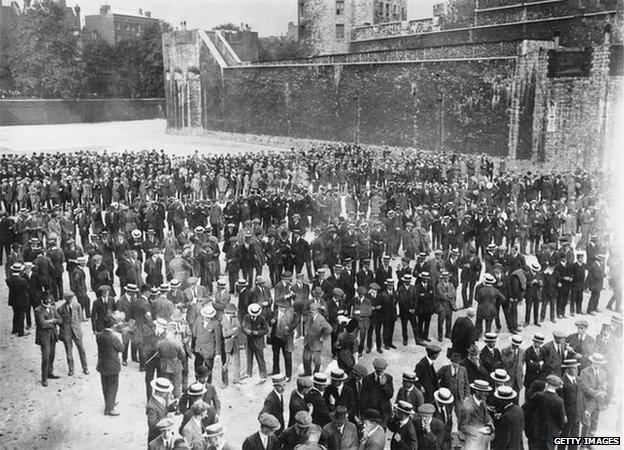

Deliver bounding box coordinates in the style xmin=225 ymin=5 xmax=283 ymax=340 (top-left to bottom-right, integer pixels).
xmin=383 ymin=345 xmax=390 ymax=350
xmin=438 ymin=337 xmax=443 ymax=342
xmin=389 ymin=344 xmax=397 ymax=349
xmin=257 ymin=378 xmax=267 ymax=385
xmin=365 ymin=348 xmax=371 ymax=354
xmin=122 ymin=361 xmax=128 ymax=366
xmin=104 ymin=410 xmax=120 ymax=416
xmin=68 ymin=370 xmax=74 ymax=376
xmin=42 ymin=380 xmax=48 ymax=387
xmin=83 ymin=368 xmax=89 ymax=375
xmin=535 ymin=323 xmax=542 ymax=327
xmin=358 ymin=351 xmax=363 ymax=357
xmin=402 ymin=341 xmax=407 ymax=346
xmin=377 ymin=348 xmax=383 ymax=353
xmin=47 ymin=374 xmax=60 ymax=379
xmin=18 ymin=332 xmax=30 ymax=337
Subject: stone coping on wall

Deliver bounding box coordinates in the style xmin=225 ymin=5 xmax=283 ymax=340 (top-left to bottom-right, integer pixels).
xmin=231 ymin=55 xmax=516 ymax=69
xmin=351 ymin=9 xmax=618 ymax=43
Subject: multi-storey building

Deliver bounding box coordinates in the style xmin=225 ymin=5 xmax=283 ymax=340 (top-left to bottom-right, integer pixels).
xmin=84 ymin=5 xmax=159 ymax=45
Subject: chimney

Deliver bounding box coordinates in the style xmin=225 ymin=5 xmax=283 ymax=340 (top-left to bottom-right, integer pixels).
xmin=604 ymin=25 xmax=611 ymax=44
xmin=553 ymin=31 xmax=560 ymax=47
xmin=180 ymin=21 xmax=187 ymax=30
xmin=144 ymin=10 xmax=151 ymax=17
xmin=139 ymin=8 xmax=143 ymax=15
xmin=100 ymin=4 xmax=110 ymax=14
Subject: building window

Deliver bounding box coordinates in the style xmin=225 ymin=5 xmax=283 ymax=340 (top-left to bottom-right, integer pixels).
xmin=335 ymin=23 xmax=345 ymax=39
xmin=393 ymin=5 xmax=397 ymax=16
xmin=336 ymin=0 xmax=344 ymax=15
xmin=385 ymin=3 xmax=390 ymax=17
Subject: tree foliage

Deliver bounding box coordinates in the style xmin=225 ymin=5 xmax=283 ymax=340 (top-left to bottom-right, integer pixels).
xmin=257 ymin=37 xmax=313 ymax=61
xmin=8 ymin=0 xmax=84 ymax=98
xmin=213 ymin=23 xmax=243 ymax=31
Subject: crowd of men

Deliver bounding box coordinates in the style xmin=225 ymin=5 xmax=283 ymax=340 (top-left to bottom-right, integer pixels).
xmin=1 ymin=145 xmax=621 ymax=449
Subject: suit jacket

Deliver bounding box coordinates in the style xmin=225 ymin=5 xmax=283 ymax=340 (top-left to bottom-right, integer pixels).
xmin=146 ymin=396 xmax=169 ymax=443
xmin=182 ymin=417 xmax=206 ymax=450
xmin=433 ymin=402 xmax=454 ymax=448
xmin=388 ymin=417 xmax=418 ymax=450
xmin=437 ymin=364 xmax=470 ymax=403
xmin=460 ymin=357 xmax=489 ymax=384
xmin=528 ymin=390 xmax=566 ymax=440
xmin=542 ymin=341 xmax=572 ymax=377
xmin=566 ymin=333 xmax=594 ymax=372
xmin=95 ymin=329 xmax=123 ymax=376
xmin=559 ymin=375 xmax=585 ymax=424
xmin=585 ymin=260 xmax=605 ymax=292
xmin=450 ymin=316 xmax=479 ymax=357
xmin=414 ymin=417 xmax=445 ymax=450
xmin=144 ymin=257 xmax=164 ymax=288
xmin=306 ymin=387 xmax=331 ymax=426
xmin=57 ymin=299 xmax=84 ymax=341
xmin=7 ymin=273 xmax=30 ymax=308
xmin=238 ymin=288 xmax=254 ymax=321
xmin=479 ymin=346 xmax=502 ymax=376
xmin=91 ymin=296 xmax=115 ymax=332
xmin=324 ymin=384 xmax=356 ymax=418
xmin=148 ymin=435 xmax=180 ymax=450
xmin=360 ymin=372 xmax=394 ymax=424
xmin=90 ymin=262 xmax=113 ymax=293
xmin=304 ymin=313 xmax=332 ymax=352
xmin=524 ymin=345 xmax=546 ymax=389
xmin=322 ymin=421 xmax=359 ymax=450
xmin=458 ymin=396 xmax=493 ymax=448
xmin=261 ymin=390 xmax=285 ymax=432
xmin=193 ymin=318 xmax=222 ymax=359
xmin=415 ymin=356 xmax=440 ymax=403
xmin=243 ymin=431 xmax=277 ymax=450
xmin=270 ymin=306 xmax=299 ymax=352
xmin=579 ymin=366 xmax=607 ymax=413
xmin=501 ymin=345 xmax=524 ymax=392
xmin=288 ymin=389 xmax=309 ymax=427
xmin=276 ymin=426 xmax=308 ymax=450
xmin=34 ymin=304 xmax=61 ymax=345
xmin=395 ymin=386 xmax=424 ymax=410
xmin=358 ymin=425 xmax=385 ymax=450
xmin=491 ymin=403 xmax=524 ymax=450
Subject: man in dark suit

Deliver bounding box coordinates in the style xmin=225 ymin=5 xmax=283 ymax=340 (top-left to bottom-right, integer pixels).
xmin=585 ymin=254 xmax=605 ymax=314
xmin=569 ymin=253 xmax=586 ymax=316
xmin=47 ymin=240 xmax=65 ymax=301
xmin=461 ymin=344 xmax=490 ymax=384
xmin=269 ymin=298 xmax=299 ymax=380
xmin=414 ymin=403 xmax=445 ymax=450
xmin=144 ymin=250 xmax=164 ymax=288
xmin=387 ymin=400 xmax=418 ymax=449
xmin=291 ymin=229 xmax=311 ymax=279
xmin=501 ymin=335 xmax=524 ymax=394
xmin=91 ymin=285 xmax=115 ymax=333
xmin=96 ymin=314 xmax=124 ymax=415
xmin=58 ymin=291 xmax=89 ymax=376
xmin=305 ymin=373 xmax=331 ymax=427
xmin=7 ymin=263 xmax=30 ymax=336
xmin=260 ymin=375 xmax=287 ymax=434
xmin=559 ymin=359 xmax=585 ymax=449
xmin=491 ymin=386 xmax=524 ymax=450
xmin=243 ymin=412 xmax=280 ymax=450
xmin=395 ymin=371 xmax=424 ymax=411
xmin=437 ymin=352 xmax=471 ymax=406
xmin=89 ymin=254 xmax=113 ymax=293
xmin=450 ymin=308 xmax=479 ymax=358
xmin=566 ymin=319 xmax=595 ymax=372
xmin=415 ymin=344 xmax=442 ymax=404
xmin=397 ymin=274 xmax=420 ymax=346
xmin=146 ymin=377 xmax=177 ymax=443
xmin=458 ymin=380 xmax=494 ymax=448
xmin=523 ymin=334 xmax=544 ymax=397
xmin=432 ymin=388 xmax=455 ymax=450
xmin=360 ymin=357 xmax=394 ymax=426
xmin=345 ymin=363 xmax=367 ymax=423
xmin=323 ymin=369 xmax=355 ymax=419
xmin=479 ymin=332 xmax=503 ymax=375
xmin=526 ymin=375 xmax=566 ymax=450
xmin=22 ymin=261 xmax=42 ymax=329
xmin=375 ymin=255 xmax=393 ymax=287
xmin=34 ymin=291 xmax=61 ymax=386
xmin=542 ymin=330 xmax=574 ymax=377
xmin=277 ymin=411 xmax=312 ymax=450
xmin=322 ymin=405 xmax=359 ymax=450
xmin=288 ymin=376 xmax=312 ymax=427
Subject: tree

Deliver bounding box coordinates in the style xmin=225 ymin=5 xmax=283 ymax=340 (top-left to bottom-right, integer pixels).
xmin=213 ymin=23 xmax=243 ymax=31
xmin=257 ymin=37 xmax=313 ymax=61
xmin=82 ymin=39 xmax=115 ymax=97
xmin=8 ymin=0 xmax=84 ymax=98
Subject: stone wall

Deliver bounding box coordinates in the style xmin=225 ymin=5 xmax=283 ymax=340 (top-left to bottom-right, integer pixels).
xmin=197 ymin=57 xmax=514 ymax=155
xmin=0 ymin=98 xmax=165 ymax=126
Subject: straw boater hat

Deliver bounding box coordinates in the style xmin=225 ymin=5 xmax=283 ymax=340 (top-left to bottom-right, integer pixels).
xmin=187 ymin=382 xmax=207 ymax=397
xmin=200 ymin=305 xmax=216 ymax=319
xmin=402 ymin=372 xmax=418 ymax=383
xmin=394 ymin=400 xmax=414 ymax=415
xmin=170 ymin=279 xmax=181 ymax=288
xmin=203 ymin=423 xmax=225 ymax=438
xmin=271 ymin=374 xmax=287 ymax=386
xmin=247 ymin=303 xmax=262 ymax=317
xmin=490 ymin=369 xmax=510 ymax=383
xmin=589 ymin=353 xmax=607 ymax=365
xmin=131 ymin=229 xmax=142 ymax=238
xmin=470 ymin=379 xmax=492 ymax=392
xmin=484 ymin=332 xmax=498 ymax=343
xmin=533 ymin=333 xmax=545 ymax=343
xmin=125 ymin=283 xmax=139 ymax=293
xmin=483 ymin=273 xmax=496 ymax=285
xmin=561 ymin=358 xmax=580 ymax=369
xmin=150 ymin=377 xmax=174 ymax=393
xmin=434 ymin=388 xmax=454 ymax=404
xmin=313 ymin=373 xmax=330 ymax=386
xmin=494 ymin=386 xmax=517 ymax=401
xmin=330 ymin=369 xmax=348 ymax=382
xmin=156 ymin=417 xmax=175 ymax=431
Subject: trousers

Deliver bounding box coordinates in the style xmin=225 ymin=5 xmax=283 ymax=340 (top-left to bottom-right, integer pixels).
xmin=62 ymin=333 xmax=88 ymax=372
xmin=100 ymin=373 xmax=119 ymax=413
xmin=246 ymin=342 xmax=266 ymax=379
xmin=302 ymin=347 xmax=321 ymax=376
xmin=400 ymin=315 xmax=419 ymax=345
xmin=40 ymin=334 xmax=57 ymax=383
xmin=366 ymin=320 xmax=382 ymax=350
xmin=271 ymin=338 xmax=293 ymax=378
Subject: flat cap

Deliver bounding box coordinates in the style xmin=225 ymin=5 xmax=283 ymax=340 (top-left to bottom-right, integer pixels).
xmin=372 ymin=357 xmax=387 ymax=370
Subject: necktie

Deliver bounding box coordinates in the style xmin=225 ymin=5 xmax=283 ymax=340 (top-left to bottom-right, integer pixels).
xmin=68 ymin=304 xmax=72 ymax=318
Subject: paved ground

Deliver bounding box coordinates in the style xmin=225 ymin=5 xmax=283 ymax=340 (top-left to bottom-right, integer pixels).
xmin=0 ymin=120 xmax=285 ymax=155
xmin=0 ymin=121 xmax=621 ymax=449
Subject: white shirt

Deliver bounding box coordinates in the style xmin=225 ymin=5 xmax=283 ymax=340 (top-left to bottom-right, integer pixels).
xmin=259 ymin=431 xmax=269 ymax=449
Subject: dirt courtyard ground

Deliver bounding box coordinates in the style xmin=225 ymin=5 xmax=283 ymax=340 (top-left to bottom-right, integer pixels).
xmin=0 ymin=121 xmax=621 ymax=449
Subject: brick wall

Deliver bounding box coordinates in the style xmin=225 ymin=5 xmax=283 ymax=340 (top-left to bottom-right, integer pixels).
xmin=0 ymin=98 xmax=165 ymax=126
